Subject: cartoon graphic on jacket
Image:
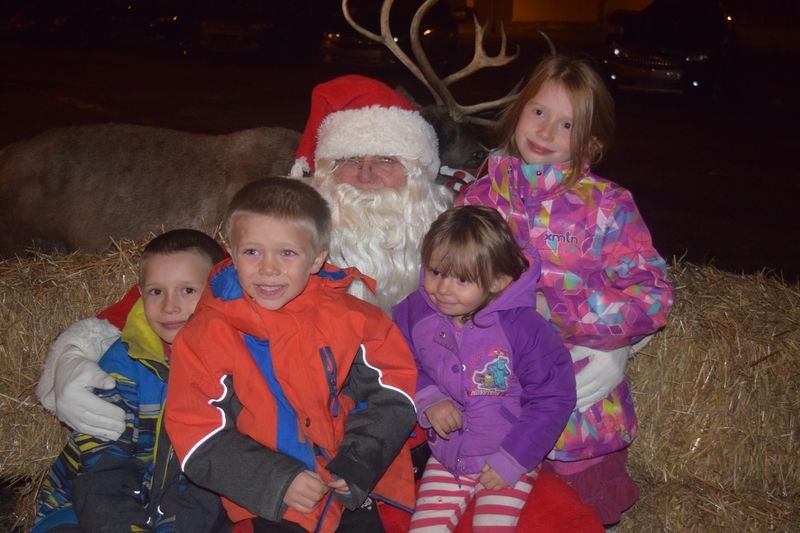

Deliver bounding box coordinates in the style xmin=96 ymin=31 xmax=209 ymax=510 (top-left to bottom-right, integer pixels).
xmin=459 ymin=151 xmax=675 ymax=460
xmin=392 ymin=265 xmax=576 ymax=486
xmin=33 ymin=299 xmax=230 ymax=533
xmin=164 ymin=261 xmax=417 ymax=533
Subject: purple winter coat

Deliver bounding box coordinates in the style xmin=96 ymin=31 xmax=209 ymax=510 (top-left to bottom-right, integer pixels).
xmin=392 ymin=266 xmax=575 ymax=486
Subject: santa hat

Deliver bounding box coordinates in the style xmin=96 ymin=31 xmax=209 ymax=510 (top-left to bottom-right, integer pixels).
xmin=290 ymin=75 xmax=439 ymax=179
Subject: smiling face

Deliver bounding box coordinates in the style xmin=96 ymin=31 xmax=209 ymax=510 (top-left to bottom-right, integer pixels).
xmin=140 ymin=250 xmax=213 ymax=344
xmin=228 ymin=213 xmax=328 ymax=311
xmin=513 ymin=80 xmax=574 ymax=165
xmin=422 ymin=247 xmax=511 ymax=322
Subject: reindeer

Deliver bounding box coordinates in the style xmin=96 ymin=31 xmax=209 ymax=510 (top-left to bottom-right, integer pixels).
xmin=0 ymin=0 xmax=523 ymax=257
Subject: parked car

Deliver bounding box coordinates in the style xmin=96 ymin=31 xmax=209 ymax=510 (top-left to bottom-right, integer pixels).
xmin=0 ymin=0 xmax=183 ymax=49
xmin=177 ymin=0 xmax=325 ymax=63
xmin=602 ymin=0 xmax=737 ymax=98
xmin=320 ymin=0 xmax=459 ymax=68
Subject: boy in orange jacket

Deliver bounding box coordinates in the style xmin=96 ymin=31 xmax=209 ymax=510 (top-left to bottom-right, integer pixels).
xmin=165 ymin=177 xmax=417 ymax=533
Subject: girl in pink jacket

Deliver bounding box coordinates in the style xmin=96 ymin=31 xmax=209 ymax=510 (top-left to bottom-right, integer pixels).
xmin=458 ymin=54 xmax=674 ymax=525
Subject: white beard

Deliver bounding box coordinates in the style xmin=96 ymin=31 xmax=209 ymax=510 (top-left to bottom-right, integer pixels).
xmin=313 ymin=161 xmax=452 ymax=313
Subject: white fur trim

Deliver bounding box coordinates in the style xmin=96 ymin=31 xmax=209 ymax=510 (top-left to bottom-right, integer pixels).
xmin=290 ymin=156 xmax=309 ymax=177
xmin=316 ymin=106 xmax=440 ymax=178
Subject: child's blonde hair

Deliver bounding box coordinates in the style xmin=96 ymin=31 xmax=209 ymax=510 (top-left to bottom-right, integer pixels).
xmin=496 ymin=54 xmax=614 ymax=185
xmin=224 ymin=177 xmax=331 ymax=253
xmin=421 ymin=205 xmax=528 ymax=321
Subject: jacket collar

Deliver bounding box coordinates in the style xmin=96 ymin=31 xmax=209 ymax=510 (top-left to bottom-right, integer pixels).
xmin=200 ymin=258 xmax=373 ymax=337
xmin=120 ymin=298 xmax=169 ymax=371
xmin=489 ymin=150 xmax=577 ymax=200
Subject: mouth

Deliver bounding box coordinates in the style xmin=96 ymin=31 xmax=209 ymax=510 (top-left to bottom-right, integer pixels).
xmin=433 ymin=297 xmax=458 ymax=309
xmin=254 ymin=283 xmax=286 ymax=299
xmin=159 ymin=320 xmax=187 ymax=330
xmin=527 ymin=140 xmax=554 ymax=155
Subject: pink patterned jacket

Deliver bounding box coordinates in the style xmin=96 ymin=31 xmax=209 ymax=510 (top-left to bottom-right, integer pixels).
xmin=458 ymin=152 xmax=674 ymax=460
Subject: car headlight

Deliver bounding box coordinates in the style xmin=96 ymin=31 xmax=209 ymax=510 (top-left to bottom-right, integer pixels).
xmin=685 ymin=50 xmax=711 ymax=63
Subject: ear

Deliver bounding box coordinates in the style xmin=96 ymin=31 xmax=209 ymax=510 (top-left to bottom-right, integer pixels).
xmin=489 ymin=274 xmax=513 ymax=295
xmin=310 ymin=246 xmax=329 ymax=274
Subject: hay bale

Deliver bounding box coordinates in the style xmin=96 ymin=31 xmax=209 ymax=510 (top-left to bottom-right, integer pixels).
xmin=622 ymin=262 xmax=800 ymax=531
xmin=1 ymin=248 xmax=798 ymax=531
xmin=0 ymin=240 xmax=143 ymax=530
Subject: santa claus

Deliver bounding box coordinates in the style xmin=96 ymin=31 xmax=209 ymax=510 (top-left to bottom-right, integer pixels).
xmin=291 ymin=74 xmax=452 ymax=312
xmin=36 ymin=75 xmax=603 ymax=532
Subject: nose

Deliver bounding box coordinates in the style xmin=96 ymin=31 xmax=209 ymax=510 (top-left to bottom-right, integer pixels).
xmin=162 ymin=291 xmax=180 ymax=314
xmin=258 ymin=254 xmax=280 ymax=275
xmin=538 ymin=119 xmax=556 ymax=141
xmin=356 ymin=161 xmax=375 ymax=184
xmin=434 ymin=276 xmax=454 ymax=295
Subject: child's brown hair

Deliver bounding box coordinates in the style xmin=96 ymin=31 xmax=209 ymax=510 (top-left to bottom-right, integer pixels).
xmin=139 ymin=228 xmax=225 ymax=284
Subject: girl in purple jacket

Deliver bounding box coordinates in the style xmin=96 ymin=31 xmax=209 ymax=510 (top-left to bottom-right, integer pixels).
xmin=393 ymin=205 xmax=576 ymax=531
xmin=457 ymin=54 xmax=675 ymax=525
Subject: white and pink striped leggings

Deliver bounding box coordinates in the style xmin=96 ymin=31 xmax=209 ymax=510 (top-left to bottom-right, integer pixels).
xmin=409 ymin=457 xmax=538 ymax=532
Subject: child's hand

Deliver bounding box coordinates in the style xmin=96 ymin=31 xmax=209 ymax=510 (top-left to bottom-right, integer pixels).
xmin=328 ymin=477 xmax=351 ymax=496
xmin=283 ymin=470 xmax=328 ymax=513
xmin=425 ymin=400 xmax=462 ymax=439
xmin=478 ymin=464 xmax=508 ymax=491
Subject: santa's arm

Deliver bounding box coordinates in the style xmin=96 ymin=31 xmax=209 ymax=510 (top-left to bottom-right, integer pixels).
xmin=37 ymin=286 xmax=139 ymax=439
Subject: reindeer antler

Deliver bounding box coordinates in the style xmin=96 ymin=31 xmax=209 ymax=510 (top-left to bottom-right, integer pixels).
xmin=342 ymin=0 xmax=521 ymax=126
xmin=342 ymin=0 xmax=444 ymax=105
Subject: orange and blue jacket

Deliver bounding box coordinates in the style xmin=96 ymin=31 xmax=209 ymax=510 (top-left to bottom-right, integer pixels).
xmin=165 ymin=260 xmax=417 ymax=532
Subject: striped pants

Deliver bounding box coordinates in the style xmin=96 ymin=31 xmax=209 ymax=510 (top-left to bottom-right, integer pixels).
xmin=409 ymin=457 xmax=538 ymax=532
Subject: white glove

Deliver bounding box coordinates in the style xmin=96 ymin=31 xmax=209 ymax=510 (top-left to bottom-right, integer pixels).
xmin=37 ymin=318 xmax=125 ymax=440
xmin=571 ymin=345 xmax=632 ymax=413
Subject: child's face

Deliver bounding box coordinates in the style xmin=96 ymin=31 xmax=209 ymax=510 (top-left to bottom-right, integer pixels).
xmin=514 ymin=80 xmax=574 ymax=165
xmin=140 ymin=251 xmax=212 ymax=344
xmin=228 ymin=213 xmax=327 ymax=311
xmin=423 ymin=248 xmax=510 ymax=320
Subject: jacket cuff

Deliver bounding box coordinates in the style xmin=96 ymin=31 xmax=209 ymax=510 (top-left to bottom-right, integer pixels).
xmin=414 ymin=386 xmax=450 ymax=427
xmin=486 ymin=447 xmax=528 ymax=487
xmin=326 ymin=454 xmax=375 ymax=508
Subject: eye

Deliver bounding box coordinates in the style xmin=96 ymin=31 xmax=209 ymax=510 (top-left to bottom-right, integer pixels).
xmin=428 ymin=268 xmax=441 ymax=277
xmin=148 ymin=288 xmax=162 ymax=296
xmin=184 ymin=287 xmax=197 ymax=295
xmin=534 ymin=108 xmax=544 ymax=116
xmin=563 ymin=122 xmax=572 ymax=130
xmin=242 ymin=248 xmax=258 ymax=256
xmin=281 ymin=249 xmax=298 ymax=257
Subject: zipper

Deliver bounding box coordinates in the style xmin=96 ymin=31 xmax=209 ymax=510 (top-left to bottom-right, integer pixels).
xmin=319 ymin=346 xmax=339 ymax=417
